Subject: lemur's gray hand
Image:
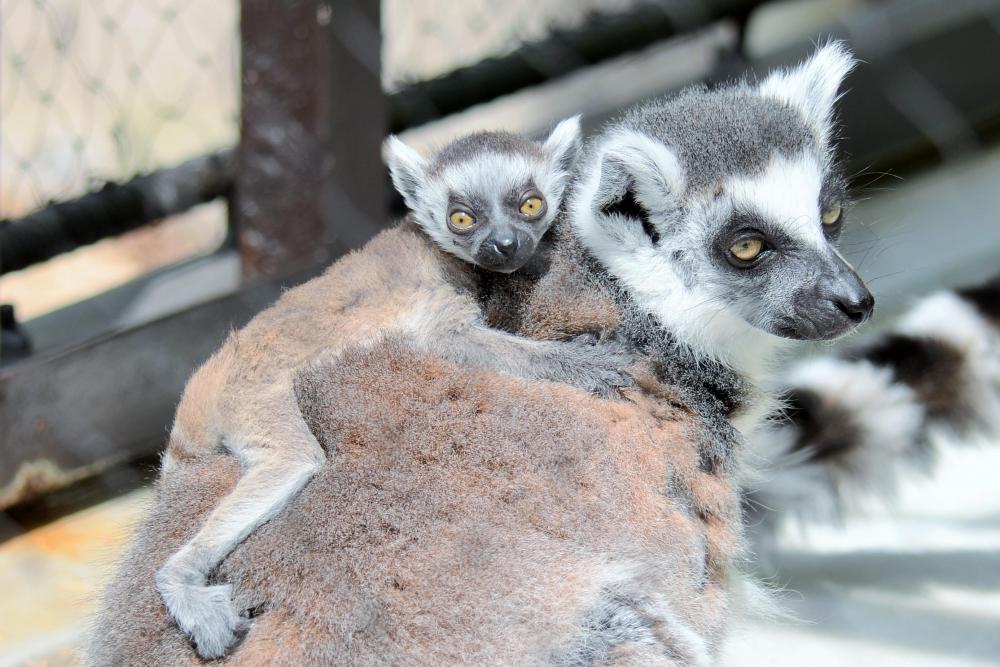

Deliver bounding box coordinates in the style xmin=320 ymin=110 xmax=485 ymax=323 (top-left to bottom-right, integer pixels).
xmin=553 ymin=338 xmax=635 ymax=399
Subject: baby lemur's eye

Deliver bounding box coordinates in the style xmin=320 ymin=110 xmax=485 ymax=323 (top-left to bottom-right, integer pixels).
xmin=730 ymin=238 xmax=764 ymax=263
xmin=822 ymin=204 xmax=843 ymax=227
xmin=518 ymin=192 xmax=546 ymax=219
xmin=448 ymin=209 xmax=477 ymax=233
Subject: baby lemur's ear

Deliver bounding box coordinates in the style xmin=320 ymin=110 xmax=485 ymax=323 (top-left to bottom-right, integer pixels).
xmin=758 ymin=41 xmax=856 ymax=150
xmin=384 ymin=135 xmax=428 ymax=212
xmin=542 ymin=115 xmax=583 ymax=174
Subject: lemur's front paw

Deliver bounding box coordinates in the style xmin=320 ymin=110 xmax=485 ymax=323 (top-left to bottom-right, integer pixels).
xmin=564 ymin=340 xmax=635 ymax=399
xmin=157 ymin=569 xmax=248 ymax=659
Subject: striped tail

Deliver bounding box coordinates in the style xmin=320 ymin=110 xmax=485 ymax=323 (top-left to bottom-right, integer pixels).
xmin=744 ymin=274 xmax=1000 ymax=536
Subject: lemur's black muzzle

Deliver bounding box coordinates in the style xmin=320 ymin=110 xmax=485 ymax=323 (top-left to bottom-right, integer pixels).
xmin=475 ymin=229 xmax=532 ymax=273
xmin=491 ymin=235 xmax=518 ymax=259
xmin=788 ymin=252 xmax=874 ymax=340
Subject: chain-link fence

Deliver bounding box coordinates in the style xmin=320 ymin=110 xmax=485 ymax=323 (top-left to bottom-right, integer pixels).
xmin=1 ymin=0 xmax=239 ymax=218
xmin=1 ymin=0 xmax=239 ymax=318
xmin=2 ymin=0 xmax=690 ymax=321
xmin=382 ymin=0 xmax=646 ymax=90
xmin=2 ymin=0 xmax=655 ymax=220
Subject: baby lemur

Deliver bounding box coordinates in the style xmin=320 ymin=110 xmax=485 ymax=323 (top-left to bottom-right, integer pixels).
xmin=156 ymin=117 xmax=633 ymax=659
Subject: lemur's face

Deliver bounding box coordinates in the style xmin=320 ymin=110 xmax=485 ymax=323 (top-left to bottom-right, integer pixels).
xmin=692 ymin=147 xmax=871 ymax=341
xmin=427 ymin=153 xmax=557 ymax=273
xmin=574 ymin=43 xmax=873 ymax=363
xmin=386 ymin=119 xmax=581 ymax=273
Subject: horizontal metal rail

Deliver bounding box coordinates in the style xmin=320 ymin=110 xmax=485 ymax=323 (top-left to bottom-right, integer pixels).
xmin=0 ymin=272 xmax=295 ymax=509
xmin=1 ymin=1 xmax=763 ymax=276
xmin=0 ymin=151 xmax=234 ymax=275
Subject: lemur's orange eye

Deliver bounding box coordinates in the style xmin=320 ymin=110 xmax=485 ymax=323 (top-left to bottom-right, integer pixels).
xmin=822 ymin=204 xmax=843 ymax=226
xmin=519 ymin=195 xmax=545 ymax=218
xmin=448 ymin=210 xmax=476 ymax=232
xmin=730 ymin=238 xmax=763 ymax=262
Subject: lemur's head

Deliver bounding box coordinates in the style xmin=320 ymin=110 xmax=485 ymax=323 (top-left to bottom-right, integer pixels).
xmin=573 ymin=43 xmax=872 ymax=371
xmin=386 ymin=118 xmax=582 ymax=273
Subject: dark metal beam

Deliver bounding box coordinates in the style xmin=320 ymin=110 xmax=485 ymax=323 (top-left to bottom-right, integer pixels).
xmin=236 ymin=0 xmax=386 ymax=280
xmin=0 ymin=277 xmax=291 ymax=509
xmin=0 ymin=151 xmax=233 ymax=276
xmin=386 ymin=0 xmax=763 ymax=132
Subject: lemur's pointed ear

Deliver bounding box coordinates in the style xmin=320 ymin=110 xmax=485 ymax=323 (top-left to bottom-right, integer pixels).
xmin=384 ymin=135 xmax=427 ymax=211
xmin=596 ymin=132 xmax=684 ymax=213
xmin=758 ymin=41 xmax=856 ymax=148
xmin=586 ymin=132 xmax=684 ymax=245
xmin=542 ymin=115 xmax=583 ymax=173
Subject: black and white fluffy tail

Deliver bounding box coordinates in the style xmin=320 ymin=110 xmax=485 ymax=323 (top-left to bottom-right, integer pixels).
xmin=745 ymin=274 xmax=1000 ymax=535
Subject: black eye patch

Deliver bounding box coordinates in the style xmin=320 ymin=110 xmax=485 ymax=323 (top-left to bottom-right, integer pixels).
xmin=503 ymin=180 xmax=540 ymax=209
xmin=448 ymin=191 xmax=488 ymax=213
xmin=601 ymin=184 xmax=659 ymax=244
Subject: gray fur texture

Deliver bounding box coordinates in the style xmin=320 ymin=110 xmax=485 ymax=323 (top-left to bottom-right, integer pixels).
xmin=88 ymin=336 xmax=736 ymax=666
xmin=571 ymin=41 xmax=868 ymax=391
xmin=615 ymin=85 xmax=814 ymax=195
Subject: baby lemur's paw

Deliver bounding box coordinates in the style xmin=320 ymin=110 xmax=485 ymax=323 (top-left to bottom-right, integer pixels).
xmin=561 ymin=338 xmax=635 ymax=399
xmin=157 ymin=569 xmax=248 ymax=659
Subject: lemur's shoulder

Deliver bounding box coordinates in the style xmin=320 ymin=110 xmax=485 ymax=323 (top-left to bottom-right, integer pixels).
xmin=272 ymin=217 xmax=463 ymax=308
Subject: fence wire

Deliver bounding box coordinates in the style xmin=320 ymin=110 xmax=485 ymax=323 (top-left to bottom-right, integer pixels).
xmin=1 ymin=0 xmax=239 ymax=219
xmin=1 ymin=0 xmax=658 ymax=220
xmin=382 ymin=0 xmax=647 ymax=90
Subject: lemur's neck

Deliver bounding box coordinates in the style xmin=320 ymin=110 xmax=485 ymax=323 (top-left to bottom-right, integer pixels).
xmin=474 ymin=216 xmax=783 ymax=446
xmin=559 ymin=219 xmax=788 ymax=438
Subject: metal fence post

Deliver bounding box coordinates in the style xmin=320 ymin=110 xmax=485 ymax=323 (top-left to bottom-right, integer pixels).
xmin=237 ymin=0 xmax=385 ymax=280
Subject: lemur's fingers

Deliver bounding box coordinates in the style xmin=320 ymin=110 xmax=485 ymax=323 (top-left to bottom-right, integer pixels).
xmin=154 ymin=578 xmax=248 ymax=659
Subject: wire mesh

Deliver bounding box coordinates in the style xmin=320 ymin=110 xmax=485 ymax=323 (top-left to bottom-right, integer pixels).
xmin=1 ymin=0 xmax=658 ymax=218
xmin=382 ymin=0 xmax=647 ymax=90
xmin=1 ymin=0 xmax=239 ymax=219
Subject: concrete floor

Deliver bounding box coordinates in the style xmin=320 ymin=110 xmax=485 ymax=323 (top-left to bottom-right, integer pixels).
xmin=0 ymin=488 xmax=151 ymax=667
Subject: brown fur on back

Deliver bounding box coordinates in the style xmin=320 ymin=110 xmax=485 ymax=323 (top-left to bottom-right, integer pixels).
xmin=167 ymin=218 xmax=471 ymax=461
xmin=89 ymin=338 xmax=739 ymax=665
xmin=89 ymin=217 xmax=746 ymax=664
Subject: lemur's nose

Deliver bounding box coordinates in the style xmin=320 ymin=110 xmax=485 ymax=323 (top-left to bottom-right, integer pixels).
xmin=835 ymin=290 xmax=875 ymax=324
xmin=493 ymin=236 xmax=518 ymax=258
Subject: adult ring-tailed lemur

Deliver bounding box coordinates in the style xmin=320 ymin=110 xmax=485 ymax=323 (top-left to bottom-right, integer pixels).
xmin=88 ymin=43 xmax=998 ymax=666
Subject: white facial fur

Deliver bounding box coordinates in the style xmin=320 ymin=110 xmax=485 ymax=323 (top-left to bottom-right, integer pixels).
xmin=570 ymin=43 xmax=864 ymax=386
xmin=422 ymin=152 xmax=563 ymax=263
xmin=725 ymin=153 xmax=827 ymax=251
xmin=571 ymin=133 xmax=787 ymax=383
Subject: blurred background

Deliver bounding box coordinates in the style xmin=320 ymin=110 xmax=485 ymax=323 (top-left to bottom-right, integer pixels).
xmin=2 ymin=0 xmax=999 ymax=664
